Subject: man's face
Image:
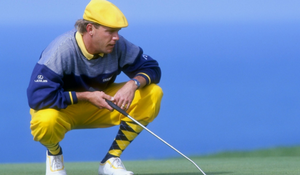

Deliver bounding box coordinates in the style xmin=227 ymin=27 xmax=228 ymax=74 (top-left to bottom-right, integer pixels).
xmin=91 ymin=25 xmax=121 ymax=54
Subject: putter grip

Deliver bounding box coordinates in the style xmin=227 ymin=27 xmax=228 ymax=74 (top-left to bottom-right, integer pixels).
xmin=105 ymin=99 xmax=129 ymax=116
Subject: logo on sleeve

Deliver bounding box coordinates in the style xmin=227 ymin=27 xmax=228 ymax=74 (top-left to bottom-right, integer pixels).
xmin=142 ymin=54 xmax=148 ymax=60
xmin=34 ymin=75 xmax=48 ymax=83
xmin=103 ymin=76 xmax=113 ymax=82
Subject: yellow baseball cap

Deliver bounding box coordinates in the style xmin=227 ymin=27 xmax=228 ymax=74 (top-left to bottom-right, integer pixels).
xmin=83 ymin=0 xmax=128 ymax=28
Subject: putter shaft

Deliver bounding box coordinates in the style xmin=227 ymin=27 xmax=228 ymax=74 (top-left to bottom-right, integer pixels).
xmin=105 ymin=99 xmax=206 ymax=175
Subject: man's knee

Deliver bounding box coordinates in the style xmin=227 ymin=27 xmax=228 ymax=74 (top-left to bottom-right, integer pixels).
xmin=130 ymin=84 xmax=163 ymax=123
xmin=141 ymin=84 xmax=163 ymax=104
xmin=30 ymin=109 xmax=71 ymax=144
xmin=148 ymin=84 xmax=163 ymax=100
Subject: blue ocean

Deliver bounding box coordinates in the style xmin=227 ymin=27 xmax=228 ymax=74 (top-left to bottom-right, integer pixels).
xmin=0 ymin=21 xmax=299 ymax=163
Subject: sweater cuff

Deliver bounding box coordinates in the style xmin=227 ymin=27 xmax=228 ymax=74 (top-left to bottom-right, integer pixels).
xmin=64 ymin=91 xmax=78 ymax=105
xmin=136 ymin=72 xmax=151 ymax=85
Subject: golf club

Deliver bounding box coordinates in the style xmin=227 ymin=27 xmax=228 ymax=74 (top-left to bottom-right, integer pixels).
xmin=105 ymin=99 xmax=207 ymax=175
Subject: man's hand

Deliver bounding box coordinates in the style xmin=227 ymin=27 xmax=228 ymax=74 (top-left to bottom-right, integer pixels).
xmin=76 ymin=91 xmax=115 ymax=111
xmin=113 ymin=80 xmax=137 ymax=110
xmin=114 ymin=76 xmax=147 ymax=110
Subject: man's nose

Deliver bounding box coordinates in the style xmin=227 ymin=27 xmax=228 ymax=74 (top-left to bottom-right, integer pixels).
xmin=112 ymin=32 xmax=119 ymax=41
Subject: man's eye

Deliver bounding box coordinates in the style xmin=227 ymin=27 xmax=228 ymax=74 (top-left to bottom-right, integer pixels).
xmin=107 ymin=29 xmax=119 ymax=34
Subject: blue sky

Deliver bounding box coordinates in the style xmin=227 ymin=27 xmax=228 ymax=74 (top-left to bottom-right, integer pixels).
xmin=1 ymin=0 xmax=300 ymax=25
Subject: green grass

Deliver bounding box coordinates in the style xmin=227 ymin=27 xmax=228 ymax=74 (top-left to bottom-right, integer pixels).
xmin=1 ymin=147 xmax=299 ymax=175
xmin=201 ymin=146 xmax=300 ymax=158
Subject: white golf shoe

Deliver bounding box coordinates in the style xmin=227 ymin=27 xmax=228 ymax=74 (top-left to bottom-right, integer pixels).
xmin=98 ymin=157 xmax=134 ymax=175
xmin=46 ymin=151 xmax=67 ymax=175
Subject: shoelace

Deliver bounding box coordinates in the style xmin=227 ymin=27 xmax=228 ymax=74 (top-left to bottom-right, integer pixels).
xmin=51 ymin=156 xmax=63 ymax=170
xmin=110 ymin=158 xmax=124 ymax=169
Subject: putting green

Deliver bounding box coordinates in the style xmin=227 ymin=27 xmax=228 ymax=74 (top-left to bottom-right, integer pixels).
xmin=1 ymin=147 xmax=299 ymax=175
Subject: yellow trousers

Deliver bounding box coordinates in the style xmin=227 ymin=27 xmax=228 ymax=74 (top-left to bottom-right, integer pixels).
xmin=30 ymin=83 xmax=163 ymax=146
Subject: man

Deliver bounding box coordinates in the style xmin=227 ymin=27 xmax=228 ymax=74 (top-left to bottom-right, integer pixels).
xmin=27 ymin=0 xmax=163 ymax=174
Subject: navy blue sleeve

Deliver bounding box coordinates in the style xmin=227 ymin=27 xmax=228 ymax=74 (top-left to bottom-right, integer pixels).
xmin=27 ymin=63 xmax=78 ymax=110
xmin=121 ymin=48 xmax=161 ymax=84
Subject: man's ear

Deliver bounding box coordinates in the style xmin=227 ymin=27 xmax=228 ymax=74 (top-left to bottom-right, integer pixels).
xmin=86 ymin=23 xmax=94 ymax=36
